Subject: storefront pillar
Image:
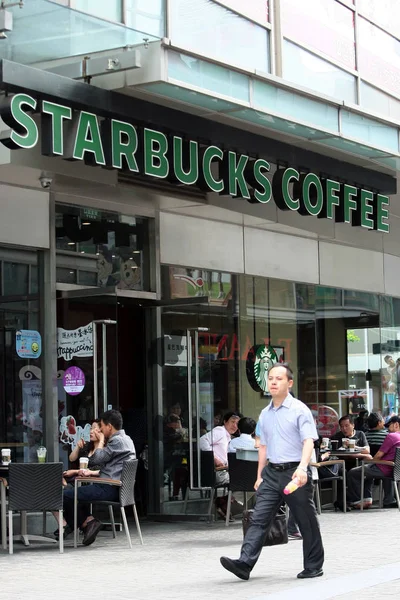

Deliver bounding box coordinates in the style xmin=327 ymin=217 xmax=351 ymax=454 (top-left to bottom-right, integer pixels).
xmin=39 ymin=194 xmax=59 ymax=462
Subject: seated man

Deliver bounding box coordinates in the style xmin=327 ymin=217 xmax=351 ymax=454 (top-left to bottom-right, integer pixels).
xmin=331 ymin=414 xmax=370 ymax=469
xmin=199 ymin=411 xmax=240 ymax=518
xmin=62 ymin=409 xmax=136 ymax=545
xmin=228 ymin=417 xmax=256 ymax=452
xmin=347 ymin=415 xmax=400 ymax=509
xmin=365 ymin=412 xmax=388 ymax=454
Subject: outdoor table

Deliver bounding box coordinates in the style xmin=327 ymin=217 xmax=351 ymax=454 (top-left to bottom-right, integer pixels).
xmin=236 ymin=449 xmax=258 ymax=462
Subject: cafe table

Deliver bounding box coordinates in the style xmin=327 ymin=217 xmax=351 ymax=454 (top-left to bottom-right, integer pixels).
xmin=236 ymin=448 xmax=259 ymax=462
xmin=0 ymin=463 xmax=57 ymax=548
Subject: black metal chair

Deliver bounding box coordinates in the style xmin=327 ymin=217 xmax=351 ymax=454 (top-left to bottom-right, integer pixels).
xmin=0 ymin=477 xmax=6 ymax=550
xmin=311 ymin=459 xmax=346 ymax=513
xmin=225 ymin=453 xmax=258 ymax=526
xmin=183 ymin=451 xmax=228 ymax=518
xmin=73 ymin=459 xmax=143 ymax=548
xmin=7 ymin=463 xmax=64 ymax=554
xmin=360 ymin=447 xmax=400 ymax=511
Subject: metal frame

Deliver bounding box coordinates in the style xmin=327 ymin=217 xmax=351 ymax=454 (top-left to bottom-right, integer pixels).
xmin=92 ymin=319 xmax=117 ymax=418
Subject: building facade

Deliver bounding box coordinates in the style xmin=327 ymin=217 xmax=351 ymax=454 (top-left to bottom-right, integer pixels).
xmin=1 ymin=0 xmax=400 ymax=517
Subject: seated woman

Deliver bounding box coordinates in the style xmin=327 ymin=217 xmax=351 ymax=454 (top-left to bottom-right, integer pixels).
xmin=63 ymin=419 xmax=103 ymax=484
xmin=54 ymin=420 xmax=104 ymax=538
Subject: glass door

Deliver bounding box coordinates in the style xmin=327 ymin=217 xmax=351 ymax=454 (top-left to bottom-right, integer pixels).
xmin=160 ymin=267 xmax=239 ymax=516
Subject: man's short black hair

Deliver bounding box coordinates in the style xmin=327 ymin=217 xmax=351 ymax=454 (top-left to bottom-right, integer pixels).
xmin=223 ymin=411 xmax=242 ymax=423
xmin=238 ymin=417 xmax=256 ymax=435
xmin=367 ymin=412 xmax=383 ymax=429
xmin=268 ymin=362 xmax=294 ymax=381
xmin=100 ymin=409 xmax=123 ymax=430
xmin=339 ymin=414 xmax=354 ymax=426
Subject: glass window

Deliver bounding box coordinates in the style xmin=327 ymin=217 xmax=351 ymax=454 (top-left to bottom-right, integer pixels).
xmin=75 ymin=0 xmax=122 ymax=22
xmin=358 ymin=0 xmax=400 ymax=40
xmin=55 ymin=204 xmax=153 ymax=292
xmin=168 ymin=51 xmax=250 ymax=101
xmin=358 ymin=17 xmax=400 ymax=97
xmin=360 ymin=82 xmax=400 ymax=121
xmin=125 ymin=0 xmax=165 ymax=38
xmin=3 ymin=262 xmax=29 ymax=296
xmin=283 ymin=40 xmax=357 ymax=103
xmin=281 ymin=0 xmax=355 ymax=69
xmin=169 ymin=0 xmax=270 ymax=73
xmin=217 ymin=0 xmax=269 ymax=23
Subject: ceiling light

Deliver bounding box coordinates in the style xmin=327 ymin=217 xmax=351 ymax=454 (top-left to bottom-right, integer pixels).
xmin=82 ymin=221 xmax=90 ymax=226
xmin=67 ymin=242 xmax=75 ymax=246
xmin=133 ymin=250 xmax=140 ymax=254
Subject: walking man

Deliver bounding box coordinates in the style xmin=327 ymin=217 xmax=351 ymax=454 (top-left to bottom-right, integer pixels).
xmin=220 ymin=364 xmax=324 ymax=580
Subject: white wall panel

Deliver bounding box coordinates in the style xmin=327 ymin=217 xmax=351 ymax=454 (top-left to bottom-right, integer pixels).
xmin=160 ymin=212 xmax=244 ymax=272
xmin=244 ymin=228 xmax=319 ymax=283
xmin=0 ymin=186 xmax=49 ymax=248
xmin=319 ymin=242 xmax=384 ymax=293
xmin=384 ymin=254 xmax=400 ymax=298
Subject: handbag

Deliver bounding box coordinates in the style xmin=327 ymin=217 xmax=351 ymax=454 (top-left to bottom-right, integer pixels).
xmin=242 ymin=505 xmax=288 ymax=546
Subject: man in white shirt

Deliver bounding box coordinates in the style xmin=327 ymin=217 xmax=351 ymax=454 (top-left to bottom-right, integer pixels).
xmin=199 ymin=411 xmax=240 ymax=518
xmin=228 ymin=418 xmax=256 ymax=453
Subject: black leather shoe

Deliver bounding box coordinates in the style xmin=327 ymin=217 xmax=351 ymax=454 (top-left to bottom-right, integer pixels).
xmin=297 ymin=568 xmax=324 ymax=579
xmin=82 ymin=519 xmax=102 ymax=546
xmin=220 ymin=557 xmax=251 ymax=580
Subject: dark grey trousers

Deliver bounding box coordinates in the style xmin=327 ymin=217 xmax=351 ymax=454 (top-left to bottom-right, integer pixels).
xmin=347 ymin=464 xmax=394 ymax=504
xmin=239 ymin=464 xmax=324 ymax=571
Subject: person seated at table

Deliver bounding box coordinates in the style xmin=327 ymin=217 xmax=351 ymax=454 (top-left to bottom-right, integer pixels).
xmin=365 ymin=412 xmax=388 ymax=453
xmin=347 ymin=415 xmax=400 ymax=509
xmin=63 ymin=419 xmax=103 ymax=484
xmin=199 ymin=411 xmax=241 ymax=519
xmin=61 ymin=409 xmax=136 ymax=546
xmin=331 ymin=414 xmax=370 ymax=459
xmin=228 ymin=417 xmax=256 ymax=452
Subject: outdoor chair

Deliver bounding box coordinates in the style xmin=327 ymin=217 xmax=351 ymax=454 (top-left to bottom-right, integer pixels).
xmin=7 ymin=463 xmax=64 ymax=554
xmin=183 ymin=451 xmax=229 ymax=519
xmin=73 ymin=459 xmax=143 ymax=549
xmin=0 ymin=477 xmax=7 ymax=550
xmin=360 ymin=447 xmax=400 ymax=511
xmin=225 ymin=453 xmax=258 ymax=526
xmin=311 ymin=459 xmax=346 ymax=513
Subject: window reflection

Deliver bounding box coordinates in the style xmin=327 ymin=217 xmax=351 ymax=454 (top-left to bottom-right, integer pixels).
xmin=75 ymin=0 xmax=123 ymax=22
xmin=169 ymin=0 xmax=270 ymax=73
xmin=281 ymin=0 xmax=355 ymax=69
xmin=283 ymin=40 xmax=356 ymax=103
xmin=358 ymin=17 xmax=400 ymax=97
xmin=125 ymin=0 xmax=165 ymax=37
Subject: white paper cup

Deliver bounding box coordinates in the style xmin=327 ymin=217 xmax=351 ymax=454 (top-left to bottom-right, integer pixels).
xmin=322 ymin=437 xmax=330 ymax=448
xmin=348 ymin=439 xmax=356 ymax=450
xmin=342 ymin=438 xmax=349 ymax=449
xmin=1 ymin=448 xmax=11 ymax=465
xmin=79 ymin=457 xmax=89 ymax=470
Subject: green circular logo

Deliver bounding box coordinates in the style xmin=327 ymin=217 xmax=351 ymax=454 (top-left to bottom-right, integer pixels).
xmin=246 ymin=345 xmax=279 ymax=393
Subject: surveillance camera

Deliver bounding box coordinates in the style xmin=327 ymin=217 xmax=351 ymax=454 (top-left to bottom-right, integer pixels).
xmin=39 ymin=176 xmax=53 ymax=189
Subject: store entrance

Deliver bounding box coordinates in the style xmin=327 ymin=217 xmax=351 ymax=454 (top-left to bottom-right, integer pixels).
xmin=56 ymin=290 xmax=148 ymax=514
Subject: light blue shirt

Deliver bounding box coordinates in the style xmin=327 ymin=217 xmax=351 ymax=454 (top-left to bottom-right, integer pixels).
xmin=258 ymin=395 xmax=317 ymax=463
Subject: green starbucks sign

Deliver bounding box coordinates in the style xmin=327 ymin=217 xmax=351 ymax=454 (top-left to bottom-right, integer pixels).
xmin=246 ymin=345 xmax=279 ymax=393
xmin=0 ymin=93 xmax=390 ymax=232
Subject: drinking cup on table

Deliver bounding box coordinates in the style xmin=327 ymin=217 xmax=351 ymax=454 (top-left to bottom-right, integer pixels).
xmin=79 ymin=457 xmax=89 ymax=470
xmin=330 ymin=440 xmax=339 ymax=451
xmin=37 ymin=446 xmax=47 ymax=463
xmin=348 ymin=439 xmax=356 ymax=451
xmin=1 ymin=449 xmax=11 ymax=465
xmin=321 ymin=437 xmax=330 ymax=449
xmin=342 ymin=438 xmax=349 ymax=449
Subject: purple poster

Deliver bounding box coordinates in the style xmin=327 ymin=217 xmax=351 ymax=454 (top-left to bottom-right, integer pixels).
xmin=63 ymin=366 xmax=85 ymax=396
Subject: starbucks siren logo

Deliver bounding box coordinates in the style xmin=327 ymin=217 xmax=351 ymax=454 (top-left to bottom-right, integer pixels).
xmin=246 ymin=344 xmax=279 ymax=393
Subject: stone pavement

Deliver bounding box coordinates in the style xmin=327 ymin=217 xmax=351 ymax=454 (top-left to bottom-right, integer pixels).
xmin=1 ymin=507 xmax=400 ymax=600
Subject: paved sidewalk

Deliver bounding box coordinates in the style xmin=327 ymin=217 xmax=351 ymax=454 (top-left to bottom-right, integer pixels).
xmin=1 ymin=508 xmax=400 ymax=600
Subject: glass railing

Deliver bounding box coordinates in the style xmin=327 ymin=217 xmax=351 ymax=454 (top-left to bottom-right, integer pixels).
xmin=0 ymin=0 xmax=160 ymax=66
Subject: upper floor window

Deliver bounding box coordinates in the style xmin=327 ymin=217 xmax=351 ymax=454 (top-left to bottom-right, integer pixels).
xmin=125 ymin=0 xmax=165 ymax=38
xmin=169 ymin=0 xmax=270 ymax=73
xmin=217 ymin=0 xmax=269 ymax=23
xmin=281 ymin=0 xmax=355 ymax=70
xmin=75 ymin=0 xmax=123 ymax=23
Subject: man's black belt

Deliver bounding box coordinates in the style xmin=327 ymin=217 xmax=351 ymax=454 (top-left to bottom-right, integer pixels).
xmin=268 ymin=462 xmax=300 ymax=471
